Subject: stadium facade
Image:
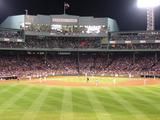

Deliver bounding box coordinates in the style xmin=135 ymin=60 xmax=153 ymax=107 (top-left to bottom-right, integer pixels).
xmin=0 ymin=14 xmax=120 ymax=51
xmin=0 ymin=14 xmax=159 ymax=52
xmin=0 ymin=14 xmax=119 ymax=32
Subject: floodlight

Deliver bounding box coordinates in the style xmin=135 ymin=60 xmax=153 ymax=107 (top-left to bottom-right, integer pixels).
xmin=85 ymin=26 xmax=101 ymax=34
xmin=137 ymin=0 xmax=160 ymax=8
xmin=137 ymin=0 xmax=160 ymax=31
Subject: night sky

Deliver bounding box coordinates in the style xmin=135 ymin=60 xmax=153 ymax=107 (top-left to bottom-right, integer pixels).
xmin=0 ymin=0 xmax=160 ymax=31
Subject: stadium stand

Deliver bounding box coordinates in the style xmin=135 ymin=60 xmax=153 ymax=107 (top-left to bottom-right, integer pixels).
xmin=0 ymin=14 xmax=159 ymax=79
xmin=0 ymin=52 xmax=159 ymax=79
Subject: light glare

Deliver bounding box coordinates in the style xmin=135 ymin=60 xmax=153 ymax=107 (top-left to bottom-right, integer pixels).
xmin=137 ymin=0 xmax=160 ymax=8
xmin=85 ymin=26 xmax=101 ymax=34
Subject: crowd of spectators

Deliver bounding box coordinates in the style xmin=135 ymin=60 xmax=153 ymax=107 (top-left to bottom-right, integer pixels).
xmin=0 ymin=36 xmax=159 ymax=49
xmin=109 ymin=43 xmax=160 ymax=49
xmin=111 ymin=32 xmax=160 ymax=41
xmin=0 ymin=55 xmax=78 ymax=78
xmin=0 ymin=53 xmax=159 ymax=78
xmin=0 ymin=33 xmax=159 ymax=50
xmin=25 ymin=24 xmax=108 ymax=35
xmin=0 ymin=30 xmax=23 ymax=39
xmin=109 ymin=32 xmax=160 ymax=49
xmin=0 ymin=30 xmax=159 ymax=49
xmin=0 ymin=37 xmax=102 ymax=49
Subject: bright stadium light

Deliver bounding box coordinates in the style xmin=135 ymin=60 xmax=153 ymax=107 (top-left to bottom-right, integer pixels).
xmin=137 ymin=0 xmax=160 ymax=31
xmin=137 ymin=0 xmax=160 ymax=8
xmin=85 ymin=26 xmax=101 ymax=34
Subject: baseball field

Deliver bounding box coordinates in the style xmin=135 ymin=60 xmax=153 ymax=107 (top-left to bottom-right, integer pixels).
xmin=0 ymin=76 xmax=160 ymax=120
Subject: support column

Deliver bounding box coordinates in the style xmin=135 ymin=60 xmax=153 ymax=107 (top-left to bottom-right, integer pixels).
xmin=147 ymin=8 xmax=155 ymax=31
xmin=44 ymin=51 xmax=47 ymax=64
xmin=133 ymin=53 xmax=136 ymax=64
xmin=155 ymin=52 xmax=158 ymax=63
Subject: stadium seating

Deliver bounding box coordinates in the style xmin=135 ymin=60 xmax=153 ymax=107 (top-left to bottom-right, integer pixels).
xmin=0 ymin=53 xmax=159 ymax=78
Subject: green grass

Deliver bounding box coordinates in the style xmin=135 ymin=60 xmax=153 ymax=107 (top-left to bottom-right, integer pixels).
xmin=47 ymin=76 xmax=131 ymax=83
xmin=0 ymin=82 xmax=160 ymax=120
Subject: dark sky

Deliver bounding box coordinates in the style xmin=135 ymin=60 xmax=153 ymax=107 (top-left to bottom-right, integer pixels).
xmin=0 ymin=0 xmax=160 ymax=31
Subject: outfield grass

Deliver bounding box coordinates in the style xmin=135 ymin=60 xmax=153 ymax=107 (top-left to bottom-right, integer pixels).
xmin=0 ymin=83 xmax=160 ymax=120
xmin=46 ymin=76 xmax=131 ymax=83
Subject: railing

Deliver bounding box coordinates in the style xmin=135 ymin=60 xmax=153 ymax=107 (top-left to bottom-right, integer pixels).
xmin=25 ymin=31 xmax=108 ymax=37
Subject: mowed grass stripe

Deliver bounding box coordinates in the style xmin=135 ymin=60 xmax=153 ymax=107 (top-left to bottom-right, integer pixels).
xmin=61 ymin=87 xmax=73 ymax=120
xmin=0 ymin=85 xmax=31 ymax=115
xmin=122 ymin=87 xmax=160 ymax=111
xmin=84 ymin=87 xmax=111 ymax=120
xmin=91 ymin=89 xmax=137 ymax=120
xmin=0 ymin=84 xmax=18 ymax=94
xmin=72 ymin=88 xmax=97 ymax=120
xmin=104 ymin=88 xmax=150 ymax=120
xmin=136 ymin=87 xmax=160 ymax=98
xmin=122 ymin=87 xmax=160 ymax=102
xmin=34 ymin=87 xmax=64 ymax=120
xmin=20 ymin=86 xmax=50 ymax=120
xmin=129 ymin=87 xmax=160 ymax=105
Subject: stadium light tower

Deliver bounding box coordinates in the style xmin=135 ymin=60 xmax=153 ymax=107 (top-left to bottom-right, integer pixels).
xmin=137 ymin=0 xmax=160 ymax=31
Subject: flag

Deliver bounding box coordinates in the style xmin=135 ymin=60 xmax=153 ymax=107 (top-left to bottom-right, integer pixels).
xmin=64 ymin=2 xmax=70 ymax=9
